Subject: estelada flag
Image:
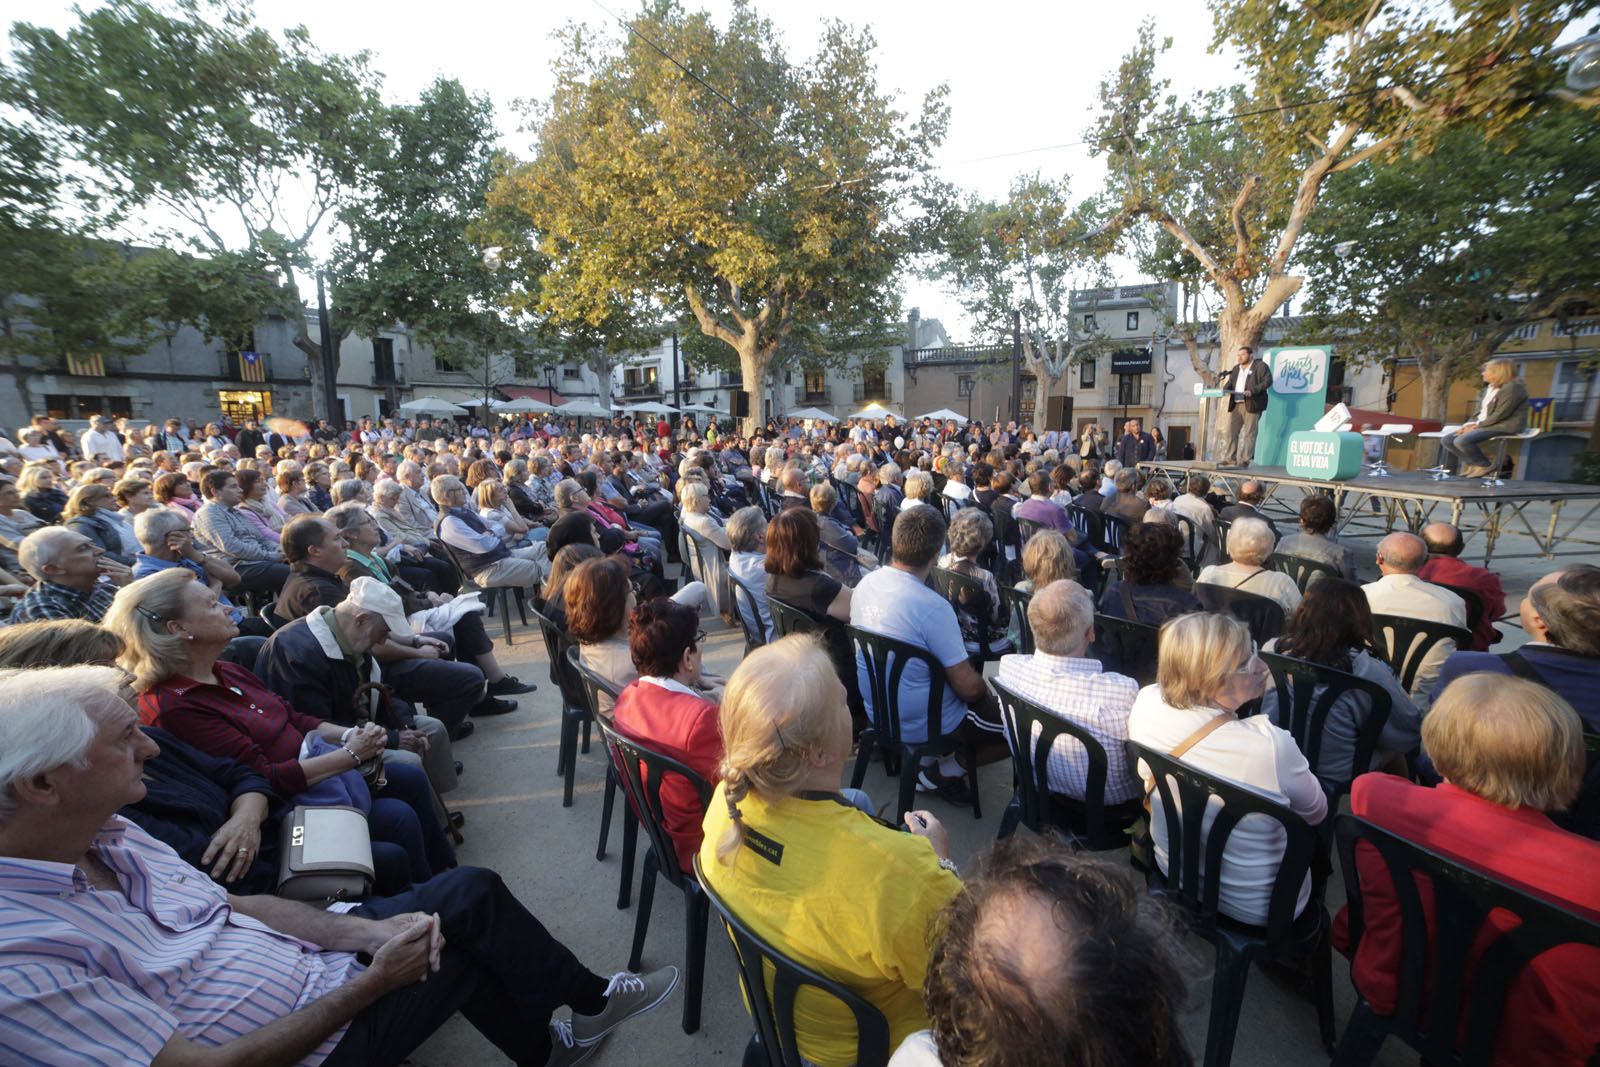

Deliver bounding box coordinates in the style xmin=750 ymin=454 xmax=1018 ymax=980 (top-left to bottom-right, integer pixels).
xmin=67 ymin=353 xmax=105 ymax=377
xmin=240 ymin=350 xmax=266 ymax=383
xmin=1528 ymin=397 xmax=1554 ymax=432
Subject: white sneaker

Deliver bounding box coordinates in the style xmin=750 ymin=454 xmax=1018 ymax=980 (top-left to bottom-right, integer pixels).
xmin=544 ymin=1020 xmax=599 ymax=1067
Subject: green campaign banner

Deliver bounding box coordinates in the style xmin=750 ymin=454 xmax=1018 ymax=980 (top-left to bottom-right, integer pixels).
xmin=1254 ymin=346 xmax=1333 ymax=467
xmin=1285 ymin=431 xmax=1364 ymax=481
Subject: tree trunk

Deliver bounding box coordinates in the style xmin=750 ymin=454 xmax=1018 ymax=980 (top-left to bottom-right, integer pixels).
xmin=738 ymin=339 xmax=772 ymax=438
xmin=1416 ymin=359 xmax=1453 ymax=423
xmin=1030 ymin=367 xmax=1062 ymax=434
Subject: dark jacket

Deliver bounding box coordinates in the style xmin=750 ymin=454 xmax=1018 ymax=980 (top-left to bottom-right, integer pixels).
xmin=119 ymin=726 xmax=280 ymax=895
xmin=66 ymin=510 xmax=133 ymax=566
xmin=253 ymin=615 xmax=409 ymax=744
xmin=1115 ymin=432 xmax=1156 ymax=468
xmin=277 ymin=562 xmax=346 ymax=621
xmin=1219 ymin=501 xmax=1278 ymax=537
xmin=236 ymin=429 xmax=265 ymax=456
xmin=1221 ymin=359 xmax=1272 ymax=414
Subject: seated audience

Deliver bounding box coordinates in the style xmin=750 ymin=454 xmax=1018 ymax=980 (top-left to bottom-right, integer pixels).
xmin=680 ymin=479 xmax=735 ymax=619
xmin=810 ymin=481 xmax=867 ymax=587
xmin=726 ymin=504 xmax=775 ymax=641
xmin=936 ymin=507 xmax=1012 ymax=659
xmin=1014 ymin=528 xmax=1077 ymax=595
xmin=572 ymin=556 xmax=642 ymax=707
xmin=1197 ymin=517 xmax=1302 ymax=616
xmin=1338 ymin=674 xmax=1600 ymax=1067
xmin=1104 ymin=469 xmax=1150 ymax=525
xmin=153 ymin=469 xmax=203 ymax=515
xmin=901 ymin=469 xmax=938 ymax=512
xmin=995 ymin=580 xmax=1141 ymax=805
xmin=610 ymin=597 xmax=722 ymax=873
xmin=0 ymin=476 xmax=45 ymax=572
xmin=433 ymin=473 xmax=547 ymax=594
xmin=850 ymin=506 xmax=1000 ymax=803
xmin=191 ymin=470 xmax=291 ymax=594
xmin=1261 ymin=578 xmax=1420 ymax=793
xmin=540 ymin=543 xmax=603 ymax=631
xmin=1274 ymin=494 xmax=1358 ymax=581
xmin=0 ymin=665 xmax=678 ymax=1067
xmin=1418 ymin=520 xmax=1505 ymax=651
xmin=1100 ymin=522 xmax=1201 ymax=626
xmin=700 ymin=635 xmax=960 ymax=1067
xmin=1128 ymin=611 xmax=1327 ymax=925
xmin=105 ymin=570 xmax=453 ymax=891
xmin=1170 ymin=472 xmax=1220 ymax=566
xmin=63 ymin=482 xmax=135 ymax=566
xmin=1218 ymin=479 xmax=1277 ymax=536
xmin=10 ymin=526 xmax=131 ymax=624
xmin=765 ymin=507 xmax=850 ymax=624
xmin=19 ymin=464 xmax=66 ymax=523
xmin=131 ymin=507 xmax=273 ymax=636
xmin=894 ymin=836 xmax=1192 ymax=1067
xmin=1361 ymin=531 xmax=1467 ymax=702
xmin=1434 ymin=565 xmax=1600 ymax=728
xmin=1013 ymin=471 xmax=1073 ymax=535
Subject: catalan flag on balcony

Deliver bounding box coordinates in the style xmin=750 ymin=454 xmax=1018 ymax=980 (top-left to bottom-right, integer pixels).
xmin=239 ymin=350 xmax=266 ymax=383
xmin=66 ymin=353 xmax=104 ymax=377
xmin=1528 ymin=396 xmax=1554 ymax=432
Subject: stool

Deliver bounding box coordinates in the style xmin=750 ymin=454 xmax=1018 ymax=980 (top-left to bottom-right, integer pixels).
xmin=1416 ymin=424 xmax=1463 ymax=480
xmin=1361 ymin=424 xmax=1413 ymax=477
xmin=1479 ymin=428 xmax=1542 ymax=488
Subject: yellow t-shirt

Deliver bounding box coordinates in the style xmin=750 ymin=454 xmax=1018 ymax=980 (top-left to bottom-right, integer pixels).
xmin=699 ymin=784 xmax=962 ymax=1067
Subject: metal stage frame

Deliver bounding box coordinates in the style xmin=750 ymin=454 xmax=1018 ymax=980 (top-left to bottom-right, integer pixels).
xmin=1136 ymin=460 xmax=1600 ymax=566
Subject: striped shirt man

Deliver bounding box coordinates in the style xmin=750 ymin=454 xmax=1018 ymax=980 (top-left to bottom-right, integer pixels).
xmin=994 ymin=652 xmax=1142 ymax=804
xmin=0 ymin=818 xmax=360 ymax=1066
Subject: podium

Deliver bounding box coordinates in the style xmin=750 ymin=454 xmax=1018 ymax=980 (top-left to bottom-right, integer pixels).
xmin=1285 ymin=431 xmax=1365 ymax=481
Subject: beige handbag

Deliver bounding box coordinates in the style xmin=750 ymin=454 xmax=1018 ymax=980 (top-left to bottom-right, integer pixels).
xmin=275 ymin=805 xmax=375 ymax=902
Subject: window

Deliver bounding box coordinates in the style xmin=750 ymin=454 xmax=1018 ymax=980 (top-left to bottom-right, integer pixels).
xmin=861 ymin=366 xmax=886 ymax=399
xmin=1083 ymin=313 xmax=1096 ymax=331
xmin=1126 ymin=311 xmax=1140 ymax=331
xmin=372 ymin=338 xmax=398 ymax=383
xmin=623 ymin=364 xmax=659 ymax=390
xmin=1553 ymin=360 xmax=1597 ymax=423
xmin=562 ymin=364 xmax=582 ymax=380
xmin=1555 ymin=319 xmax=1600 ymax=337
xmin=1079 ymin=359 xmax=1097 ymax=388
xmin=435 ymin=348 xmax=469 ymax=372
xmin=957 ymin=374 xmax=975 ymax=399
xmin=218 ymin=390 xmax=273 ymax=423
xmin=1117 ymin=374 xmax=1143 ymax=406
xmin=804 ymin=370 xmax=828 ymax=401
xmin=43 ymin=395 xmax=133 ymax=419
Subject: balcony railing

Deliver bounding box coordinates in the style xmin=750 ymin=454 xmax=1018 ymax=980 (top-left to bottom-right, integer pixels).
xmin=716 ymin=370 xmax=743 ymax=387
xmin=905 ymin=345 xmax=1010 ymax=366
xmin=852 ymin=382 xmax=890 ymax=403
xmin=1104 ymin=381 xmax=1153 ymax=407
xmin=803 ymin=389 xmax=831 ymax=403
xmin=220 ymin=352 xmax=273 ymax=381
xmin=373 ymin=363 xmax=406 ymax=385
xmin=622 ymin=381 xmax=663 ymax=397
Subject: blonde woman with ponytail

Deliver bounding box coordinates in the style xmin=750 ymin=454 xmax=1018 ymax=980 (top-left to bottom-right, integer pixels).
xmin=699 ymin=634 xmax=961 ymax=1067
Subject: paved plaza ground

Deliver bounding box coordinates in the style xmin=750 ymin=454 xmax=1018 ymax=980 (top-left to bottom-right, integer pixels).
xmin=413 ymin=499 xmax=1588 ymax=1067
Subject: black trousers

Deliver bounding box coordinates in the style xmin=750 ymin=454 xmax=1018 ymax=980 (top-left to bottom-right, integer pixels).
xmin=382 ymin=631 xmax=485 ymax=733
xmin=397 ymin=553 xmax=456 ymax=595
xmin=323 ymin=867 xmax=606 ymax=1067
xmin=234 ymin=560 xmax=290 ymax=594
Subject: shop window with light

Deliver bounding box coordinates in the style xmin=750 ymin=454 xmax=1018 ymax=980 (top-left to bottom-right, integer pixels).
xmin=218 ymin=390 xmax=273 ymax=423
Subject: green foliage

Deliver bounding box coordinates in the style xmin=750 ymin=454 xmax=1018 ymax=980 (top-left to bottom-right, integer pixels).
xmin=1296 ymin=106 xmax=1600 ymax=415
xmin=1090 ymin=2 xmax=1591 ymax=351
xmin=487 ymin=0 xmax=946 ymax=424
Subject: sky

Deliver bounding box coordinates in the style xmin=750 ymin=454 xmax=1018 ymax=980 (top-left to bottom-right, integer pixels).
xmin=6 ymin=0 xmax=1245 ymax=341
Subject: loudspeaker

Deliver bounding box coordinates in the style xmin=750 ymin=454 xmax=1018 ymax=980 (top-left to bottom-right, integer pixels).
xmin=732 ymin=391 xmax=751 ymax=418
xmin=1046 ymin=395 xmax=1074 ymax=432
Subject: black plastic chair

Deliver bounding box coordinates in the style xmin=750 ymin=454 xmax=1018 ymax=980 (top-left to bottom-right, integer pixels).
xmin=991 ymin=679 xmax=1141 ymax=849
xmin=1015 ymin=516 xmax=1049 ymax=550
xmin=531 ymin=608 xmax=591 ymax=807
xmin=1194 ymin=583 xmax=1287 ymax=645
xmin=871 ymin=498 xmax=899 ymax=564
xmin=1370 ymin=614 xmax=1472 ymax=693
xmin=1065 ymin=503 xmax=1100 ymax=545
xmin=1127 ymin=740 xmax=1335 ymax=1067
xmin=219 ymin=635 xmax=267 ymax=667
xmin=768 ymin=596 xmax=821 ymax=639
xmin=930 ymin=566 xmax=1011 ymax=666
xmin=1330 ymin=814 xmax=1600 ymax=1067
xmin=848 ymin=626 xmax=981 ymax=823
xmin=1091 ymin=612 xmax=1161 ymax=687
xmin=694 ymin=855 xmax=892 ymax=1067
xmin=729 ymin=577 xmax=769 ymax=655
xmin=989 ymin=506 xmax=1021 ymax=584
xmin=1267 ymin=553 xmax=1342 ymax=594
xmin=258 ymin=600 xmax=286 ymax=631
xmin=1215 ymin=518 xmax=1234 ymax=563
xmin=1260 ymin=651 xmax=1393 ymax=803
xmin=1011 ymin=587 xmax=1035 ymax=655
xmin=568 ymin=647 xmax=637 ymax=908
xmin=598 ymin=718 xmax=713 ymax=1034
xmin=1099 ymin=513 xmax=1131 ymax=555
xmin=1428 ymin=581 xmax=1487 ymax=637
xmin=433 ymin=536 xmax=523 ymax=645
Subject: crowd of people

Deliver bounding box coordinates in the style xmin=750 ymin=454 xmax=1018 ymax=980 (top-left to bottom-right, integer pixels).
xmin=0 ymin=401 xmax=1595 ymax=1066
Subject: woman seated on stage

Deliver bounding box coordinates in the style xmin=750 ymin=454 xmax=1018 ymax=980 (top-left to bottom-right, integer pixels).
xmin=1441 ymin=358 xmax=1529 ymax=478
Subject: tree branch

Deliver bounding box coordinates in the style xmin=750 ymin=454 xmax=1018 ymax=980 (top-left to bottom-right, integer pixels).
xmin=1267 ymin=122 xmax=1359 ymax=276
xmin=1230 ymin=174 xmax=1260 ymax=274
xmin=684 ymin=282 xmax=742 ymax=348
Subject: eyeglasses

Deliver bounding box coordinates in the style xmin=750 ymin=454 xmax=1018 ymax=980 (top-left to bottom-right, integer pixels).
xmin=1231 ymin=640 xmax=1265 ymax=675
xmin=133 ymin=605 xmax=167 ymax=629
xmin=693 ymin=630 xmax=707 ymax=649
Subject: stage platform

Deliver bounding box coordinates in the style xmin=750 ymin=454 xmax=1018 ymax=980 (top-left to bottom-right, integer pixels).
xmin=1135 ymin=460 xmax=1600 ymax=565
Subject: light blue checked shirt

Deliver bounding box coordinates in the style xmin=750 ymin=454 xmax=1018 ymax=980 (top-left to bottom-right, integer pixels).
xmin=995 ymin=652 xmax=1142 ymax=804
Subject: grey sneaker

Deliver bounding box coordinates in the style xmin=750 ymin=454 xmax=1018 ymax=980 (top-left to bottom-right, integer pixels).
xmin=544 ymin=1019 xmax=598 ymax=1067
xmin=570 ymin=967 xmax=681 ymax=1047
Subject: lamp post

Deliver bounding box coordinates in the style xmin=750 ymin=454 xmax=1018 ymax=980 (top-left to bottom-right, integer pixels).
xmin=315 ymin=271 xmax=339 ymax=426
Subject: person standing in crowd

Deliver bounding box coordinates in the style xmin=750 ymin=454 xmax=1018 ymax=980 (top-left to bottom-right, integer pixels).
xmin=1114 ymin=418 xmax=1156 ymax=468
xmin=1214 ymin=346 xmax=1271 ymax=468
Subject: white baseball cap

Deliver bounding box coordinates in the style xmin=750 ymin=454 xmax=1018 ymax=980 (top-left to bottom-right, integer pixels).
xmin=345 ymin=576 xmax=415 ymax=640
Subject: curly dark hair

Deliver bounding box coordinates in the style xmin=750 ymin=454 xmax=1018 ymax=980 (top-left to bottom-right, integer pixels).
xmin=1119 ymin=522 xmax=1187 ymax=586
xmin=924 ymin=835 xmax=1194 ymax=1067
xmin=1276 ymin=578 xmax=1374 ymax=667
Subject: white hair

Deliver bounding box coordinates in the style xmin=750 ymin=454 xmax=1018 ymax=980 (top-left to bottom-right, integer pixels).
xmin=1029 ymin=580 xmax=1094 ymax=656
xmin=904 ymin=469 xmax=935 ymax=501
xmin=1226 ymin=516 xmax=1277 ymax=566
xmin=372 ymin=478 xmax=404 ymax=505
xmin=877 ymin=462 xmax=902 ymax=485
xmin=0 ymin=666 xmax=128 ymax=824
xmin=17 ymin=527 xmax=82 ymax=580
xmin=430 ymin=475 xmax=466 ymax=506
xmin=134 ymin=506 xmax=189 ymax=549
xmin=680 ymin=480 xmax=711 ymax=513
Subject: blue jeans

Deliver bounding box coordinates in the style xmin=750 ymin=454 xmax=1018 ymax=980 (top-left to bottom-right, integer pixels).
xmin=368 ymin=761 xmax=456 ymax=890
xmin=1443 ymin=428 xmax=1507 ymax=468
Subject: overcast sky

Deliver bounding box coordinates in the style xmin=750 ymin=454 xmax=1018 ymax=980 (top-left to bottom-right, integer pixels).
xmin=11 ymin=0 xmax=1244 ymax=341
